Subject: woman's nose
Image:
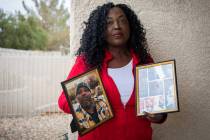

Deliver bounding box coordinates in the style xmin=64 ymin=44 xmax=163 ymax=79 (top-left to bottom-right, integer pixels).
xmin=113 ymin=21 xmax=120 ymax=29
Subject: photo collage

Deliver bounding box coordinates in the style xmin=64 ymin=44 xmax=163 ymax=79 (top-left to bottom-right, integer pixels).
xmin=138 ymin=63 xmax=177 ymax=115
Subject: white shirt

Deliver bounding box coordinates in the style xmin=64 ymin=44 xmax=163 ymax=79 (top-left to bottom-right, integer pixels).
xmin=108 ymin=59 xmax=134 ymax=106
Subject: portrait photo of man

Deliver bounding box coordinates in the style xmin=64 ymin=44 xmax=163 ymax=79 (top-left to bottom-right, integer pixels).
xmin=74 ymin=82 xmax=111 ymax=130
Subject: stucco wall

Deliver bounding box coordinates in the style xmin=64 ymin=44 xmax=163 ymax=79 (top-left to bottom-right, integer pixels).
xmin=70 ymin=0 xmax=210 ymax=139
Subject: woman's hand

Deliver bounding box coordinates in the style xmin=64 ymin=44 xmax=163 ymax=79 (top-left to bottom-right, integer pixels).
xmin=143 ymin=111 xmax=167 ymax=124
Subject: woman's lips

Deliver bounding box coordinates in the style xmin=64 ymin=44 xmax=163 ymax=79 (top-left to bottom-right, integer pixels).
xmin=112 ymin=32 xmax=123 ymax=38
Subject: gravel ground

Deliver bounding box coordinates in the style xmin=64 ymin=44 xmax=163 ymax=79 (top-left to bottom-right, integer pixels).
xmin=0 ymin=113 xmax=78 ymax=140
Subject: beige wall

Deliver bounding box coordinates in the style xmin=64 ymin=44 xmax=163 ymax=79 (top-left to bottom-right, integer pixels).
xmin=70 ymin=0 xmax=210 ymax=139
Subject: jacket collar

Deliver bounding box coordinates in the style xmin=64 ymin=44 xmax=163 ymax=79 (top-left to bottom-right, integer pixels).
xmin=102 ymin=48 xmax=140 ymax=68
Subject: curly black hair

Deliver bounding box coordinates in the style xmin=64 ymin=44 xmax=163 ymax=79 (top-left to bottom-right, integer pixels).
xmin=77 ymin=2 xmax=149 ymax=67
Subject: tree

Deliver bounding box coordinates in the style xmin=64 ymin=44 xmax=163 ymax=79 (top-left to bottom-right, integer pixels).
xmin=0 ymin=9 xmax=47 ymax=50
xmin=22 ymin=0 xmax=70 ymax=50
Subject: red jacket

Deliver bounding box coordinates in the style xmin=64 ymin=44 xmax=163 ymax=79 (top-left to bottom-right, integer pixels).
xmin=58 ymin=49 xmax=154 ymax=140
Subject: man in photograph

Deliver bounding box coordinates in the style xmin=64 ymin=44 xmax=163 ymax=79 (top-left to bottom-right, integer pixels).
xmin=75 ymin=82 xmax=111 ymax=129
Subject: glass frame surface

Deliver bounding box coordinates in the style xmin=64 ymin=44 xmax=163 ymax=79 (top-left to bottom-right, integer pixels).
xmin=61 ymin=68 xmax=114 ymax=136
xmin=136 ymin=60 xmax=179 ymax=116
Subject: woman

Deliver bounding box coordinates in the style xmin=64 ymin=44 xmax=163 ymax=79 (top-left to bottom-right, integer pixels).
xmin=58 ymin=2 xmax=167 ymax=140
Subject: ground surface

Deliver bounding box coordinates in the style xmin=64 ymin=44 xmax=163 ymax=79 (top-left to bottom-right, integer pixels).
xmin=0 ymin=113 xmax=78 ymax=140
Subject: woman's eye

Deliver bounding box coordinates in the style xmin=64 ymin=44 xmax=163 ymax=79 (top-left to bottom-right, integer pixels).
xmin=107 ymin=20 xmax=113 ymax=25
xmin=120 ymin=18 xmax=127 ymax=24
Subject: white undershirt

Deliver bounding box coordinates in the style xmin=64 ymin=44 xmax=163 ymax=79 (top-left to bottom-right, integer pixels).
xmin=108 ymin=59 xmax=134 ymax=106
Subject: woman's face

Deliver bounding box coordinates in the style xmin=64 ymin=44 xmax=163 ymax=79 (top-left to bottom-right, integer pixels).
xmin=105 ymin=7 xmax=130 ymax=48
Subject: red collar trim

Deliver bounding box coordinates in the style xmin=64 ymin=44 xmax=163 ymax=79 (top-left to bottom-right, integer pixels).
xmin=130 ymin=49 xmax=140 ymax=65
xmin=102 ymin=49 xmax=140 ymax=67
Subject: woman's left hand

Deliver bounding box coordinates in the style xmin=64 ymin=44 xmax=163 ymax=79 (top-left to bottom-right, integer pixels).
xmin=143 ymin=111 xmax=167 ymax=124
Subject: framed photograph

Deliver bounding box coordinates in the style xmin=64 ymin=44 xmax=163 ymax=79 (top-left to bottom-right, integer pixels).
xmin=135 ymin=60 xmax=179 ymax=116
xmin=61 ymin=68 xmax=114 ymax=136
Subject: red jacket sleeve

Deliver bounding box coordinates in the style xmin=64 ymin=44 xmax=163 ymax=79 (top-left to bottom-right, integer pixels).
xmin=58 ymin=56 xmax=87 ymax=113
